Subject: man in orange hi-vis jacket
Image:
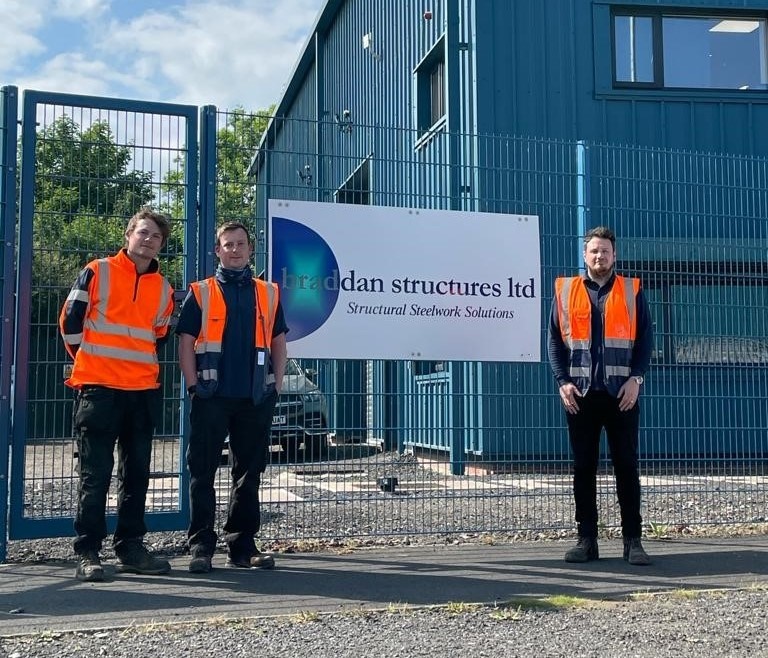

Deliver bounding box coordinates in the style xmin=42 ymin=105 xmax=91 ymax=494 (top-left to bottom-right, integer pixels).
xmin=60 ymin=207 xmax=175 ymax=582
xmin=548 ymin=226 xmax=654 ymax=567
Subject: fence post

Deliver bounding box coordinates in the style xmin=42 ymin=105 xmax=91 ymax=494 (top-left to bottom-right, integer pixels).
xmin=199 ymin=105 xmax=218 ymax=278
xmin=0 ymin=86 xmax=18 ymax=562
xmin=576 ymin=140 xmax=590 ymax=271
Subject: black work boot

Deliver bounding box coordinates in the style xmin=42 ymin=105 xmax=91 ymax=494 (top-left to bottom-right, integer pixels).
xmin=189 ymin=547 xmax=213 ymax=574
xmin=623 ymin=537 xmax=652 ymax=566
xmin=116 ymin=542 xmax=171 ymax=575
xmin=564 ymin=536 xmax=599 ymax=563
xmin=75 ymin=550 xmax=105 ymax=582
xmin=226 ymin=548 xmax=275 ymax=569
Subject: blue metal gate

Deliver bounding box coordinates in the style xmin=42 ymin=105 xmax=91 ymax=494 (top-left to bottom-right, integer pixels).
xmin=0 ymin=86 xmax=19 ymax=560
xmin=8 ymin=89 xmax=199 ymax=544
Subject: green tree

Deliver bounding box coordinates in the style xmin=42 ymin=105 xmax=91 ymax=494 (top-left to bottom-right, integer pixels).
xmin=35 ymin=116 xmax=154 ymax=219
xmin=31 ymin=116 xmax=158 ymax=325
xmin=215 ymin=106 xmax=273 ymax=226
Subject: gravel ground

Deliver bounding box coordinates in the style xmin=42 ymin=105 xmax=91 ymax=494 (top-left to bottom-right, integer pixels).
xmin=1 ymin=589 xmax=766 ymax=657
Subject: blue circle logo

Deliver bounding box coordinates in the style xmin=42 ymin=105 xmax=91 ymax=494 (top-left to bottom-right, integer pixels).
xmin=271 ymin=216 xmax=339 ymax=340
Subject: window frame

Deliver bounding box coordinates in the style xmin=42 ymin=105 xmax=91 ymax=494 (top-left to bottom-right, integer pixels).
xmin=610 ymin=7 xmax=768 ymax=92
xmin=414 ymin=36 xmax=447 ymax=136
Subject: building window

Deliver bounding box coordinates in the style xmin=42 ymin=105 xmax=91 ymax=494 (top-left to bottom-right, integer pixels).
xmin=415 ymin=37 xmax=446 ymax=132
xmin=335 ymin=157 xmax=370 ymax=206
xmin=639 ymin=262 xmax=768 ymax=366
xmin=613 ymin=12 xmax=768 ymax=90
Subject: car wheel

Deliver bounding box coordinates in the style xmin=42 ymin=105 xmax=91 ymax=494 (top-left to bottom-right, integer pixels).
xmin=304 ymin=433 xmax=329 ymax=461
xmin=278 ymin=436 xmax=302 ymax=463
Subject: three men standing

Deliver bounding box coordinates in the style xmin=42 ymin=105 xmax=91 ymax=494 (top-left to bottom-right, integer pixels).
xmin=548 ymin=226 xmax=653 ymax=566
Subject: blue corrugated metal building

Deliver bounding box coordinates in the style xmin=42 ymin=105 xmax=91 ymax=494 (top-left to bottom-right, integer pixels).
xmin=253 ymin=0 xmax=768 ymax=467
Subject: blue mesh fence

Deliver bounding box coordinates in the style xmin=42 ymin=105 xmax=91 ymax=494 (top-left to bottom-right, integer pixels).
xmin=4 ymin=105 xmax=767 ymax=548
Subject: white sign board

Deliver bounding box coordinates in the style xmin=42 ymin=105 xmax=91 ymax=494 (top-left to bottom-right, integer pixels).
xmin=268 ymin=199 xmax=541 ymax=362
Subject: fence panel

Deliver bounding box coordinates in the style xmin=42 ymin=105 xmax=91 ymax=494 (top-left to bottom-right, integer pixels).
xmin=5 ymin=106 xmax=767 ymax=550
xmin=9 ymin=91 xmax=198 ymax=540
xmin=230 ymin=114 xmax=767 ymax=543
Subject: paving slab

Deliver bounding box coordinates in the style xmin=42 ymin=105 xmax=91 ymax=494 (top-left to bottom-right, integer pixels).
xmin=0 ymin=536 xmax=766 ymax=636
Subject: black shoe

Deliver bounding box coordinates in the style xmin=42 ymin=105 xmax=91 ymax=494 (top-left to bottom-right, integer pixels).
xmin=189 ymin=553 xmax=213 ymax=574
xmin=226 ymin=549 xmax=275 ymax=569
xmin=75 ymin=550 xmax=104 ymax=582
xmin=623 ymin=537 xmax=652 ymax=566
xmin=116 ymin=543 xmax=171 ymax=575
xmin=564 ymin=537 xmax=599 ymax=563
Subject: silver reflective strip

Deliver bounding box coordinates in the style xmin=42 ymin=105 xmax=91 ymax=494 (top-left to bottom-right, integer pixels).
xmin=266 ymin=374 xmax=276 ymax=385
xmin=558 ymin=278 xmax=572 ymax=342
xmin=606 ymin=365 xmax=631 ymax=377
xmin=199 ymin=369 xmax=218 ymax=380
xmin=66 ymin=289 xmax=89 ymax=303
xmin=199 ymin=280 xmax=211 ymax=342
xmin=266 ymin=283 xmax=276 ymax=322
xmin=605 ymin=338 xmax=634 ymax=349
xmin=79 ymin=342 xmax=158 ymax=364
xmin=568 ymin=366 xmax=591 ymax=378
xmin=194 ymin=341 xmax=222 ymax=354
xmin=155 ymin=284 xmax=172 ymax=329
xmin=571 ymin=339 xmax=590 ymax=350
xmin=95 ymin=258 xmax=111 ymax=319
xmin=84 ymin=319 xmax=155 ymax=341
xmin=62 ymin=332 xmax=83 ymax=345
xmin=623 ymin=277 xmax=636 ymax=329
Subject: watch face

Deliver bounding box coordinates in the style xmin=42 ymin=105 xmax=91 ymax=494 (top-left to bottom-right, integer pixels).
xmin=634 ymin=376 xmax=644 ymax=385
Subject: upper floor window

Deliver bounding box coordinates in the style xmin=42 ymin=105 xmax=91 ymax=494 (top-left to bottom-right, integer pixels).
xmin=613 ymin=12 xmax=768 ymax=90
xmin=415 ymin=37 xmax=446 ymax=133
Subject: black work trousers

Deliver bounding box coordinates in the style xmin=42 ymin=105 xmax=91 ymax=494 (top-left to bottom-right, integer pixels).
xmin=72 ymin=386 xmax=159 ymax=555
xmin=186 ymin=392 xmax=277 ymax=557
xmin=565 ymin=390 xmax=642 ymax=539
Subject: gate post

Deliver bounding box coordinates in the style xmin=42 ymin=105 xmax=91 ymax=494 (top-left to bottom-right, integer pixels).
xmin=199 ymin=105 xmax=218 ymax=278
xmin=0 ymin=86 xmax=19 ymax=562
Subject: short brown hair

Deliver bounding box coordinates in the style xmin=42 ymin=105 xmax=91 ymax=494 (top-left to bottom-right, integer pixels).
xmin=584 ymin=226 xmax=615 ymax=249
xmin=126 ymin=207 xmax=171 ymax=246
xmin=215 ymin=221 xmax=253 ymax=246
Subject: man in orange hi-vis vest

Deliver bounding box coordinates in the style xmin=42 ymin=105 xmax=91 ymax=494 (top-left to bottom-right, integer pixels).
xmin=177 ymin=221 xmax=288 ymax=574
xmin=60 ymin=207 xmax=175 ymax=582
xmin=548 ymin=226 xmax=653 ymax=566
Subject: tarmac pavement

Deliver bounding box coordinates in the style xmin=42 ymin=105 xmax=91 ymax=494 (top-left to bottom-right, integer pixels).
xmin=0 ymin=536 xmax=766 ymax=636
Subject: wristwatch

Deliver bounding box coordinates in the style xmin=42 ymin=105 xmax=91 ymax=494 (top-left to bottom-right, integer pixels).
xmin=632 ymin=376 xmax=644 ymax=385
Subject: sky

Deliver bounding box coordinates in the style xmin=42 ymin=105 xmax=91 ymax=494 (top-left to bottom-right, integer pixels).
xmin=0 ymin=0 xmax=324 ymax=111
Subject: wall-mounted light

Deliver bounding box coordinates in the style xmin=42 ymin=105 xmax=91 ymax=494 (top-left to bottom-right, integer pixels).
xmin=297 ymin=164 xmax=313 ymax=186
xmin=334 ymin=109 xmax=353 ymax=134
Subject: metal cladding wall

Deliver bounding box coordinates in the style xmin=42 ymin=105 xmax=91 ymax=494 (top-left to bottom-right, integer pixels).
xmin=254 ymin=0 xmax=768 ymax=463
xmin=475 ymin=0 xmax=768 ymax=155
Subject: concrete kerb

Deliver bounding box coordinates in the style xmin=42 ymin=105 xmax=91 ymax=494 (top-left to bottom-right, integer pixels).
xmin=0 ymin=536 xmax=766 ymax=637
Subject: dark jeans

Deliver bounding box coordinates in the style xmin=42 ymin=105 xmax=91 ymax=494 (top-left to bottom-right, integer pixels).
xmin=72 ymin=386 xmax=159 ymax=555
xmin=565 ymin=390 xmax=642 ymax=538
xmin=186 ymin=392 xmax=277 ymax=557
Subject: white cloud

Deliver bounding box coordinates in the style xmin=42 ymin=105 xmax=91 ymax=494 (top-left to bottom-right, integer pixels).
xmin=53 ymin=0 xmax=111 ymax=20
xmin=0 ymin=1 xmax=46 ymax=74
xmin=99 ymin=0 xmax=320 ymax=109
xmin=17 ymin=52 xmax=144 ymax=99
